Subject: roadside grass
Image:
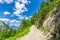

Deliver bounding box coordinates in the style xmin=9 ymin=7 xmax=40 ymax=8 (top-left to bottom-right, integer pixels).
xmin=6 ymin=26 xmax=30 ymax=40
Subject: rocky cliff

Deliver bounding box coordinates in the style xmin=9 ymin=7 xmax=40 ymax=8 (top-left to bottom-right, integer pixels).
xmin=0 ymin=21 xmax=8 ymax=30
xmin=42 ymin=3 xmax=60 ymax=40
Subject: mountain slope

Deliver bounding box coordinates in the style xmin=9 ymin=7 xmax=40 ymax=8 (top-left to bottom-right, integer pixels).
xmin=0 ymin=21 xmax=7 ymax=30
xmin=17 ymin=25 xmax=47 ymax=40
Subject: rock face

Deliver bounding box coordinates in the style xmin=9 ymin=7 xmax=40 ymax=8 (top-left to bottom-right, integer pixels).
xmin=47 ymin=3 xmax=60 ymax=40
xmin=43 ymin=15 xmax=55 ymax=28
xmin=42 ymin=3 xmax=60 ymax=40
xmin=43 ymin=9 xmax=56 ymax=28
xmin=54 ymin=3 xmax=60 ymax=38
xmin=0 ymin=21 xmax=7 ymax=30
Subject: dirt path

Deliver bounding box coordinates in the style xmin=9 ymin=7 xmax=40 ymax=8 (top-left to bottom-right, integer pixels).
xmin=17 ymin=25 xmax=47 ymax=40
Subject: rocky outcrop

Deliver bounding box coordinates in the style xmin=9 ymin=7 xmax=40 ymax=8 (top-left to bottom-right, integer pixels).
xmin=0 ymin=21 xmax=8 ymax=30
xmin=47 ymin=3 xmax=60 ymax=40
xmin=54 ymin=3 xmax=60 ymax=38
xmin=40 ymin=3 xmax=60 ymax=40
xmin=43 ymin=15 xmax=55 ymax=28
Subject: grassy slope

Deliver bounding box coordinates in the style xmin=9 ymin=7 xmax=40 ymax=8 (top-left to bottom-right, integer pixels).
xmin=6 ymin=26 xmax=30 ymax=40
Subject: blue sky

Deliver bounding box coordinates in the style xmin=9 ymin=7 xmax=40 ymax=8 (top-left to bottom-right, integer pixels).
xmin=0 ymin=0 xmax=42 ymax=27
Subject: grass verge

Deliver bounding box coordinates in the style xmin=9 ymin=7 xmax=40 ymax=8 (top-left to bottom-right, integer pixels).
xmin=6 ymin=26 xmax=30 ymax=40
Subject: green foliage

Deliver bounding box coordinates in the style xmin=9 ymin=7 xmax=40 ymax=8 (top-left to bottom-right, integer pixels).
xmin=31 ymin=0 xmax=60 ymax=28
xmin=50 ymin=0 xmax=54 ymax=2
xmin=53 ymin=37 xmax=60 ymax=40
xmin=44 ymin=27 xmax=51 ymax=33
xmin=18 ymin=18 xmax=31 ymax=31
xmin=8 ymin=28 xmax=16 ymax=37
xmin=0 ymin=24 xmax=9 ymax=40
xmin=0 ymin=22 xmax=17 ymax=40
xmin=6 ymin=26 xmax=30 ymax=40
xmin=5 ymin=18 xmax=32 ymax=40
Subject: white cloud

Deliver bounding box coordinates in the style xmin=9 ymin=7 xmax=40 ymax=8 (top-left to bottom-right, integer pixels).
xmin=0 ymin=0 xmax=31 ymax=4
xmin=18 ymin=15 xmax=29 ymax=20
xmin=0 ymin=0 xmax=4 ymax=3
xmin=5 ymin=0 xmax=13 ymax=4
xmin=0 ymin=18 xmax=10 ymax=22
xmin=18 ymin=15 xmax=24 ymax=19
xmin=0 ymin=0 xmax=30 ymax=17
xmin=21 ymin=0 xmax=31 ymax=4
xmin=0 ymin=18 xmax=20 ymax=23
xmin=13 ymin=2 xmax=28 ymax=16
xmin=10 ymin=19 xmax=20 ymax=26
xmin=0 ymin=0 xmax=13 ymax=4
xmin=0 ymin=18 xmax=10 ymax=24
xmin=0 ymin=18 xmax=20 ymax=26
xmin=13 ymin=0 xmax=30 ymax=16
xmin=3 ymin=11 xmax=10 ymax=15
xmin=25 ymin=17 xmax=29 ymax=19
xmin=10 ymin=20 xmax=20 ymax=23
